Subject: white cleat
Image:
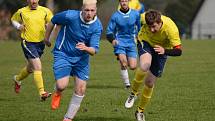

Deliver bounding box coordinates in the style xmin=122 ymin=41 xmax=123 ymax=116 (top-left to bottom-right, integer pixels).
xmin=135 ymin=111 xmax=145 ymax=121
xmin=125 ymin=93 xmax=137 ymax=108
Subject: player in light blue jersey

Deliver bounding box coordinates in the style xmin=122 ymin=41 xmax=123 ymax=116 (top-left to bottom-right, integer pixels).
xmin=45 ymin=0 xmax=102 ymax=121
xmin=106 ymin=0 xmax=140 ymax=89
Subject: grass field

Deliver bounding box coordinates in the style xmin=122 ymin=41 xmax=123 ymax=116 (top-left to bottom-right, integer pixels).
xmin=0 ymin=40 xmax=215 ymax=121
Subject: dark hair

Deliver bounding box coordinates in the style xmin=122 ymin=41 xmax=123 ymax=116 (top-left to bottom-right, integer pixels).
xmin=145 ymin=9 xmax=162 ymax=25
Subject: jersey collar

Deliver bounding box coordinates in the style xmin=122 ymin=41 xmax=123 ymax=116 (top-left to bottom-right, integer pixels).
xmin=79 ymin=11 xmax=97 ymax=25
xmin=118 ymin=8 xmax=131 ymax=15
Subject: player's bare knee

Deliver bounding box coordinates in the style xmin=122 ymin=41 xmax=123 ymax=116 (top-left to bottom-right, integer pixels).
xmin=121 ymin=61 xmax=128 ymax=68
xmin=140 ymin=63 xmax=150 ymax=72
xmin=33 ymin=65 xmax=42 ymax=71
xmin=75 ymin=88 xmax=85 ymax=96
xmin=27 ymin=67 xmax=33 ymax=73
xmin=129 ymin=63 xmax=137 ymax=70
xmin=145 ymin=77 xmax=155 ymax=88
xmin=129 ymin=66 xmax=136 ymax=70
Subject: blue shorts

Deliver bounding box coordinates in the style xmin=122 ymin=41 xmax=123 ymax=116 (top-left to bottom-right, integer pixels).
xmin=53 ymin=51 xmax=89 ymax=81
xmin=21 ymin=40 xmax=45 ymax=59
xmin=114 ymin=44 xmax=137 ymax=58
xmin=137 ymin=41 xmax=167 ymax=77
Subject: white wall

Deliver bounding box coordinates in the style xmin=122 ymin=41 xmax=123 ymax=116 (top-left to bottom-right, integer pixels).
xmin=191 ymin=0 xmax=215 ymax=39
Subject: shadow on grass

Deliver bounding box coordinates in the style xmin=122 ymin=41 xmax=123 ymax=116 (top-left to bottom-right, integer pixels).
xmin=87 ymin=85 xmax=122 ymax=89
xmin=67 ymin=85 xmax=122 ymax=90
xmin=76 ymin=117 xmax=130 ymax=121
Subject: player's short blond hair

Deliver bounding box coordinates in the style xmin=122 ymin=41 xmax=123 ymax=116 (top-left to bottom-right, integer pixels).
xmin=83 ymin=0 xmax=97 ymax=5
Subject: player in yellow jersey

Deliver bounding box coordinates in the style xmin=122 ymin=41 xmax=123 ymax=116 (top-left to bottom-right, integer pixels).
xmin=124 ymin=10 xmax=182 ymax=121
xmin=11 ymin=0 xmax=53 ymax=101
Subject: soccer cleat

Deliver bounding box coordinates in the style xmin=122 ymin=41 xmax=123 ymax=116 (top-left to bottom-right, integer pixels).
xmin=13 ymin=75 xmax=21 ymax=93
xmin=51 ymin=92 xmax=61 ymax=110
xmin=40 ymin=91 xmax=52 ymax=101
xmin=135 ymin=110 xmax=145 ymax=121
xmin=125 ymin=92 xmax=137 ymax=108
xmin=125 ymin=83 xmax=131 ymax=89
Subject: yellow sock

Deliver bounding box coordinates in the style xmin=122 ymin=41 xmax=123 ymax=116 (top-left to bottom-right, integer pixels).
xmin=16 ymin=67 xmax=30 ymax=81
xmin=138 ymin=85 xmax=154 ymax=112
xmin=33 ymin=71 xmax=45 ymax=95
xmin=131 ymin=68 xmax=146 ymax=95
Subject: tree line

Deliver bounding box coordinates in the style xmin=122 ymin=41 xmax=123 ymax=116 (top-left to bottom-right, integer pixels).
xmin=0 ymin=0 xmax=202 ymax=40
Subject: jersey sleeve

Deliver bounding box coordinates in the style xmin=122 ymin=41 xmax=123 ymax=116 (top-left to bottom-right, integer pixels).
xmin=136 ymin=12 xmax=141 ymax=34
xmin=11 ymin=9 xmax=22 ymax=22
xmin=167 ymin=20 xmax=181 ymax=47
xmin=106 ymin=15 xmax=116 ymax=36
xmin=51 ymin=11 xmax=68 ymax=25
xmin=45 ymin=8 xmax=53 ymax=23
xmin=90 ymin=24 xmax=103 ymax=53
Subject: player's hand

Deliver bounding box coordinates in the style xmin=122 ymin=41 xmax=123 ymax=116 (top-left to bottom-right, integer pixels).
xmin=44 ymin=40 xmax=51 ymax=47
xmin=112 ymin=40 xmax=118 ymax=46
xmin=154 ymin=45 xmax=165 ymax=54
xmin=76 ymin=42 xmax=87 ymax=51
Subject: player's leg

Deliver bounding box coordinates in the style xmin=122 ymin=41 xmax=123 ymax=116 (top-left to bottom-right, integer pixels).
xmin=25 ymin=41 xmax=51 ymax=100
xmin=132 ymin=41 xmax=152 ymax=95
xmin=125 ymin=52 xmax=151 ymax=108
xmin=52 ymin=76 xmax=70 ymax=110
xmin=136 ymin=51 xmax=167 ymax=121
xmin=127 ymin=45 xmax=137 ymax=70
xmin=135 ymin=71 xmax=156 ymax=121
xmin=13 ymin=61 xmax=33 ymax=93
xmin=14 ymin=61 xmax=33 ymax=82
xmin=51 ymin=56 xmax=72 ymax=109
xmin=63 ymin=64 xmax=88 ymax=121
xmin=135 ymin=71 xmax=155 ymax=121
xmin=118 ymin=54 xmax=131 ymax=88
xmin=125 ymin=41 xmax=153 ymax=108
xmin=13 ymin=40 xmax=35 ymax=93
xmin=29 ymin=58 xmax=51 ymax=100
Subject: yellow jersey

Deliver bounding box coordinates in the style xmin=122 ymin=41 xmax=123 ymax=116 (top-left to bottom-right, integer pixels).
xmin=11 ymin=6 xmax=53 ymax=42
xmin=138 ymin=14 xmax=181 ymax=49
xmin=118 ymin=0 xmax=142 ymax=11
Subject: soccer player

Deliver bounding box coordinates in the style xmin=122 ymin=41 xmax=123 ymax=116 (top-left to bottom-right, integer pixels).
xmin=44 ymin=0 xmax=102 ymax=121
xmin=106 ymin=0 xmax=141 ymax=88
xmin=11 ymin=0 xmax=53 ymax=101
xmin=118 ymin=0 xmax=145 ymax=14
xmin=124 ymin=10 xmax=182 ymax=121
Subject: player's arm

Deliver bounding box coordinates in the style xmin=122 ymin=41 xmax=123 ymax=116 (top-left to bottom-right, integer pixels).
xmin=45 ymin=8 xmax=53 ymax=24
xmin=106 ymin=15 xmax=117 ymax=44
xmin=154 ymin=19 xmax=182 ymax=56
xmin=154 ymin=45 xmax=182 ymax=56
xmin=44 ymin=22 xmax=55 ymax=47
xmin=78 ymin=26 xmax=103 ymax=56
xmin=11 ymin=10 xmax=25 ymax=31
xmin=45 ymin=11 xmax=68 ymax=47
xmin=164 ymin=45 xmax=182 ymax=56
xmin=76 ymin=42 xmax=96 ymax=56
xmin=136 ymin=12 xmax=141 ymax=34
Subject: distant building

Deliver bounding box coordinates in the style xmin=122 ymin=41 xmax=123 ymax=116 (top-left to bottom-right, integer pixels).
xmin=191 ymin=0 xmax=215 ymax=39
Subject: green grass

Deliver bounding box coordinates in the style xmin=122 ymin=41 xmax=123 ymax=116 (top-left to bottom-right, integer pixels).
xmin=0 ymin=40 xmax=215 ymax=121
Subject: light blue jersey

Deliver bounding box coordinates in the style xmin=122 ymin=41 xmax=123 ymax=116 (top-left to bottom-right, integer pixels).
xmin=106 ymin=9 xmax=140 ymax=58
xmin=52 ymin=10 xmax=102 ymax=57
xmin=51 ymin=10 xmax=103 ymax=80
